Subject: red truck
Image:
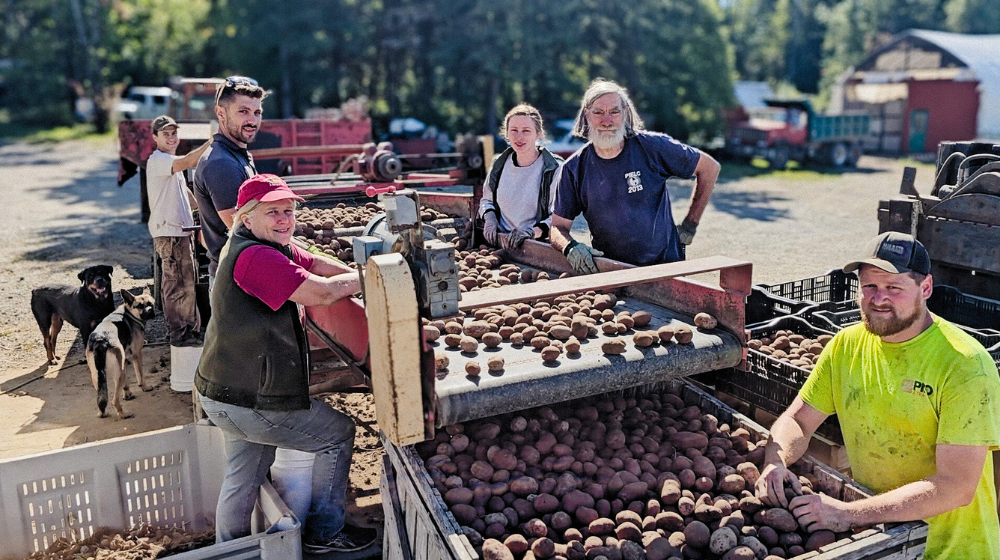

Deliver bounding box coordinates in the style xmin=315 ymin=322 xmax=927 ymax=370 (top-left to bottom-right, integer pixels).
xmin=724 ymin=99 xmax=870 ymax=170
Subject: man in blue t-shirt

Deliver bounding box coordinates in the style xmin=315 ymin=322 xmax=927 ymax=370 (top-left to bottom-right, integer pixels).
xmin=551 ymin=79 xmax=720 ymax=274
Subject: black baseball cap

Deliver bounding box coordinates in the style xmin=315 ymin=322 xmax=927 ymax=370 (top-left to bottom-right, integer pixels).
xmin=843 ymin=232 xmax=931 ymax=275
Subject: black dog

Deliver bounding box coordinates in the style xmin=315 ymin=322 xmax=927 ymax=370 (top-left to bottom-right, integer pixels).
xmin=31 ymin=265 xmax=115 ymax=365
xmin=86 ymin=289 xmax=156 ymax=419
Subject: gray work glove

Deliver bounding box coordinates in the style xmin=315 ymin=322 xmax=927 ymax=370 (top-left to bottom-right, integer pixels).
xmin=564 ymin=240 xmax=603 ymax=275
xmin=502 ymin=227 xmax=533 ymax=251
xmin=677 ymin=218 xmax=698 ymax=246
xmin=482 ymin=212 xmax=500 ymax=246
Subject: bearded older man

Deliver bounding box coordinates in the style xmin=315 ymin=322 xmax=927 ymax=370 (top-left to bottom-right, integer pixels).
xmin=756 ymin=232 xmax=1000 ymax=560
xmin=549 ymin=79 xmax=720 ymax=274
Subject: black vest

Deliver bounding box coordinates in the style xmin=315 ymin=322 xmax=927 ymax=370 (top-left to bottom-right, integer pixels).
xmin=195 ymin=227 xmax=310 ymax=410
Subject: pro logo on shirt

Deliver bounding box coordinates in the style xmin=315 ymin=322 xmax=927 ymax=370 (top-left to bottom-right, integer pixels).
xmin=625 ymin=171 xmax=643 ymax=194
xmin=900 ymin=378 xmax=934 ymax=396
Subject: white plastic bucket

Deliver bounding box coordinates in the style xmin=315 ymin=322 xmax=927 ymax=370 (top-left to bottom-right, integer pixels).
xmin=270 ymin=448 xmax=315 ymax=523
xmin=170 ymin=345 xmax=203 ymax=392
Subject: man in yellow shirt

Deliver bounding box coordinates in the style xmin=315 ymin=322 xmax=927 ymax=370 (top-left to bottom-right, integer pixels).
xmin=756 ymin=232 xmax=1000 ymax=559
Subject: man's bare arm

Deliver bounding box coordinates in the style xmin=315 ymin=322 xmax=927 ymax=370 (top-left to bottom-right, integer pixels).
xmin=756 ymin=397 xmax=828 ymax=507
xmin=549 ymin=214 xmax=576 ymax=254
xmin=171 ymin=140 xmax=212 ymax=174
xmin=683 ymin=151 xmax=720 ymax=225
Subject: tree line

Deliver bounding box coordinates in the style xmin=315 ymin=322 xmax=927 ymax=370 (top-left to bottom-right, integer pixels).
xmin=2 ymin=0 xmax=998 ymax=140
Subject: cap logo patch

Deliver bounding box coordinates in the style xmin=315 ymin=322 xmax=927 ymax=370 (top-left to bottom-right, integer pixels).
xmin=883 ymin=243 xmax=905 ymax=255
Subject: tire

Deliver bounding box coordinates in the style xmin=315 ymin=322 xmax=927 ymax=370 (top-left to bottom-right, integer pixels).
xmin=828 ymin=142 xmax=849 ymax=168
xmin=846 ymin=142 xmax=862 ymax=167
xmin=767 ymin=145 xmax=790 ymax=170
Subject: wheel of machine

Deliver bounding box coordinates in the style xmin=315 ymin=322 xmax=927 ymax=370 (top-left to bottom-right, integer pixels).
xmin=828 ymin=142 xmax=849 ymax=168
xmin=767 ymin=144 xmax=790 ymax=170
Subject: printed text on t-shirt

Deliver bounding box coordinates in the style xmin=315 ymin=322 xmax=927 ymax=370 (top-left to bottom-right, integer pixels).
xmin=625 ymin=170 xmax=643 ymax=193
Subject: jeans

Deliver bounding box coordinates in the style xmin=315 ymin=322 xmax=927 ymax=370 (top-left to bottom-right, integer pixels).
xmin=198 ymin=394 xmax=356 ymax=543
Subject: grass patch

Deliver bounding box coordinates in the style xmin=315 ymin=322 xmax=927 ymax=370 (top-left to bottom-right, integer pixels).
xmin=719 ymin=158 xmax=833 ymax=182
xmin=0 ymin=110 xmax=115 ymax=144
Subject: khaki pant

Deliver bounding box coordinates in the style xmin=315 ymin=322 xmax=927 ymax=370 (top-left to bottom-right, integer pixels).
xmin=154 ymin=236 xmax=201 ymax=344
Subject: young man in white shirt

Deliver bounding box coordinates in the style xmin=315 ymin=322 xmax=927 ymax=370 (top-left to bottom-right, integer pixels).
xmin=147 ymin=116 xmax=211 ymax=347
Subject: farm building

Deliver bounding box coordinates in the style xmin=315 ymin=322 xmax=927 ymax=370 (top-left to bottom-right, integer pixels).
xmin=831 ymin=29 xmax=1000 ymax=155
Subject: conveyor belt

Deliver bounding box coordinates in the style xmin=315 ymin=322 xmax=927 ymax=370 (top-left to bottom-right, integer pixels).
xmin=430 ymin=298 xmax=742 ymax=426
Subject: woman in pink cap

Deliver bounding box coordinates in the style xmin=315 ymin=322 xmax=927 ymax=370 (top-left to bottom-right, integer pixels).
xmin=194 ymin=174 xmax=377 ymax=554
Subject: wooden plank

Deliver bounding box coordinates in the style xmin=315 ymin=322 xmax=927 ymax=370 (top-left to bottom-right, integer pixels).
xmin=925 ymin=193 xmax=1000 ymax=225
xmin=366 ymin=255 xmax=426 ymax=446
xmin=380 ymin=455 xmax=412 ymax=560
xmin=919 ymin=217 xmax=1000 ymax=276
xmin=459 ymin=255 xmax=752 ymax=310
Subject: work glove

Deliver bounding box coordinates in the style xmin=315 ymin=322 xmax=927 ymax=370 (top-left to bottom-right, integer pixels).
xmin=502 ymin=227 xmax=533 ymax=251
xmin=677 ymin=218 xmax=698 ymax=246
xmin=482 ymin=212 xmax=500 ymax=246
xmin=564 ymin=240 xmax=603 ymax=275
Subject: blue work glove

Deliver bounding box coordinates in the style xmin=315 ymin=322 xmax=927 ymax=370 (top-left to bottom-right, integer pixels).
xmin=482 ymin=212 xmax=500 ymax=246
xmin=563 ymin=240 xmax=603 ymax=275
xmin=502 ymin=227 xmax=533 ymax=251
xmin=677 ymin=218 xmax=698 ymax=246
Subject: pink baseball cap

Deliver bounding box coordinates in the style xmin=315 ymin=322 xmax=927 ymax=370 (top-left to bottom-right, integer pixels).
xmin=236 ymin=174 xmax=304 ymax=209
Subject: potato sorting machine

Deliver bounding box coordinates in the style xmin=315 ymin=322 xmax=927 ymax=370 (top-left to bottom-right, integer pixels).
xmin=302 ymin=186 xmax=753 ymax=448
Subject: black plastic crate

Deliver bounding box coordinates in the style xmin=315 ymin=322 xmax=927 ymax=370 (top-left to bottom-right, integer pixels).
xmin=716 ymin=316 xmax=843 ymax=442
xmin=757 ymin=269 xmax=858 ymax=311
xmin=928 ymin=285 xmax=1000 ymax=331
xmin=745 ymin=286 xmax=818 ymax=327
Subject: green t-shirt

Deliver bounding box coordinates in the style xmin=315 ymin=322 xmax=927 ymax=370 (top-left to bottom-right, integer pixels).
xmin=800 ymin=316 xmax=1000 ymax=560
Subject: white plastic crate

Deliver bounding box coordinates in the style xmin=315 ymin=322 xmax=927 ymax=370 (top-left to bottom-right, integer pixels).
xmin=0 ymin=423 xmax=301 ymax=560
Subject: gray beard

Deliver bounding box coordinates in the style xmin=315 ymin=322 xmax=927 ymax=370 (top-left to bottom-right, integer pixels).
xmin=589 ymin=127 xmax=625 ymax=151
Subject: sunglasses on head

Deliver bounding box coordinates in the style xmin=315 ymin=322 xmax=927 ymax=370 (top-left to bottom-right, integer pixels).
xmin=216 ymin=76 xmax=259 ymax=104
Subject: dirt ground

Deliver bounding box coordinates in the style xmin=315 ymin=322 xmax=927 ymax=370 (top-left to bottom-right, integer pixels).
xmin=0 ymin=137 xmax=933 ymax=552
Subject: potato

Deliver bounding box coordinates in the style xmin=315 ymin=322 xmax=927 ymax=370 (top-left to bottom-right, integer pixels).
xmin=721 ymin=546 xmax=755 ymax=560
xmin=694 ymin=312 xmax=718 ymax=329
xmin=531 ymin=336 xmax=551 ymax=350
xmin=602 ymin=338 xmax=627 ymax=355
xmin=657 ymin=325 xmax=675 ymax=343
xmin=549 ymin=324 xmax=572 ymax=340
xmin=444 ymin=487 xmax=474 ymax=506
xmin=479 ymin=332 xmax=501 ymax=348
xmin=632 ymin=331 xmax=655 ymax=348
xmin=669 ymin=431 xmax=708 ymax=450
xmin=684 ymin=520 xmax=711 ymax=548
xmin=531 ymin=537 xmax=555 ymax=558
xmin=481 ymin=538 xmax=514 ymax=560
xmin=424 ymin=325 xmax=441 ymax=342
xmin=564 ymin=336 xmax=581 ymax=354
xmin=451 ymin=503 xmax=478 ymax=525
xmin=444 ymin=333 xmax=462 ymax=348
xmin=601 ymin=322 xmax=619 ymax=335
xmin=460 ymin=336 xmax=479 ymax=353
xmin=445 ymin=321 xmax=464 ymax=335
xmin=465 ymin=361 xmax=481 ymax=377
xmin=541 ymin=345 xmax=562 ymax=362
xmin=534 ymin=493 xmax=560 ymax=514
xmin=571 ymin=318 xmax=590 ymax=340
xmin=510 ymin=332 xmax=524 ymax=346
xmin=487 ymin=355 xmax=505 ymax=372
xmin=760 ymin=508 xmax=799 ymax=532
xmin=465 ymin=320 xmax=492 ymax=338
xmin=674 ymin=325 xmax=693 ymax=344
xmin=616 ymin=312 xmax=634 ymax=329
xmin=719 ymin=473 xmax=747 ymax=494
xmin=503 ymin=534 xmax=529 ymax=555
xmin=588 ymin=517 xmax=615 ymax=536
xmin=737 ymin=462 xmax=760 ymax=487
xmin=805 ymin=530 xmax=837 ymax=551
xmin=710 ymin=526 xmax=739 ymax=555
xmin=435 ymin=352 xmax=450 ymax=371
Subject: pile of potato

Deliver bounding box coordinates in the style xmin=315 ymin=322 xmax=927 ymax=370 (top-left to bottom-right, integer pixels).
xmin=22 ymin=523 xmax=215 ymax=560
xmin=416 ymin=387 xmax=848 ymax=560
xmin=746 ymin=330 xmax=833 ymax=371
xmin=293 ymin=202 xmax=467 ymax=263
xmin=425 ymin=287 xmax=717 ymax=372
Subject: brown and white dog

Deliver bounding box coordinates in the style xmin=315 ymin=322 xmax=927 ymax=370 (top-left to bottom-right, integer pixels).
xmin=85 ymin=289 xmax=156 ymax=419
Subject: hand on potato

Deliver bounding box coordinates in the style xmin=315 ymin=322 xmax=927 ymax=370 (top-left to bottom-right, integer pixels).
xmin=756 ymin=461 xmax=802 ymax=508
xmin=789 ymin=493 xmax=854 ymax=533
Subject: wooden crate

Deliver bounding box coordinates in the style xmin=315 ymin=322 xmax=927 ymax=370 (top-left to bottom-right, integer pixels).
xmin=379 ymin=379 xmax=927 ymax=560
